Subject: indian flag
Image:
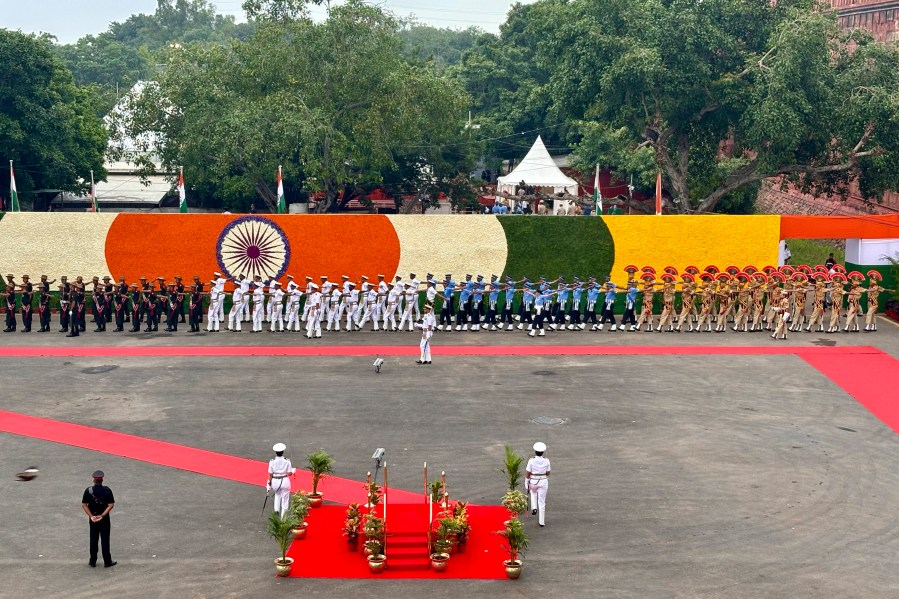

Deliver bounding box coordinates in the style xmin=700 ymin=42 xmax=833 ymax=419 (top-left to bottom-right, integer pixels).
xmin=593 ymin=164 xmax=602 ymax=215
xmin=178 ymin=167 xmax=188 ymax=213
xmin=277 ymin=165 xmax=286 ymax=214
xmin=9 ymin=160 xmax=20 ymax=212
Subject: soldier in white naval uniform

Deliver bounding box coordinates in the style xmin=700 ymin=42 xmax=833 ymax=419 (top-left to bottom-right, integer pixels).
xmin=305 ymin=284 xmax=322 ymax=338
xmin=285 ymin=275 xmax=302 ymax=332
xmin=267 ymin=443 xmax=296 ymax=518
xmin=227 ymin=275 xmax=246 ymax=332
xmin=526 ymin=442 xmax=551 ymax=527
xmin=206 ymin=272 xmax=227 ymax=332
xmin=416 ymin=303 xmax=436 ymax=364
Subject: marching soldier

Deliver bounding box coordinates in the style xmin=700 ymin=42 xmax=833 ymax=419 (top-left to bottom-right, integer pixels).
xmin=438 ymin=274 xmax=455 ymax=331
xmin=67 ymin=280 xmax=86 ymax=337
xmin=37 ymin=284 xmax=52 ymax=332
xmin=863 ymin=271 xmax=892 ymax=332
xmin=227 ymin=275 xmax=246 ymax=332
xmin=844 ymin=272 xmax=865 ymax=332
xmin=304 ymin=283 xmax=322 ymax=339
xmin=4 ymin=273 xmax=18 ymax=332
xmin=206 ymin=272 xmax=227 ymax=332
xmin=827 ymin=273 xmax=847 ymax=333
xmin=129 ymin=283 xmax=143 ymax=332
xmin=269 ymin=281 xmax=286 ymax=332
xmin=771 ymin=289 xmax=791 ymax=340
xmin=18 ymin=275 xmax=35 ymax=332
xmin=416 ymin=303 xmax=436 ymax=364
xmin=175 ymin=276 xmax=186 ymax=323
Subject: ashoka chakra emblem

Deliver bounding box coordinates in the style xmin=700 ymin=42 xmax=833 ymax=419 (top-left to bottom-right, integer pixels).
xmin=216 ymin=216 xmax=290 ymax=281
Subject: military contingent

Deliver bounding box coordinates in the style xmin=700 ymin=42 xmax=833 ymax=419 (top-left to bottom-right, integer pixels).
xmin=0 ymin=264 xmax=891 ymax=340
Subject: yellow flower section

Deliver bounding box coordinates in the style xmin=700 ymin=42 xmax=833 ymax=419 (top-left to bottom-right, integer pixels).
xmin=0 ymin=213 xmax=117 ymax=281
xmin=386 ymin=214 xmax=508 ymax=279
xmin=603 ymin=215 xmax=781 ymax=279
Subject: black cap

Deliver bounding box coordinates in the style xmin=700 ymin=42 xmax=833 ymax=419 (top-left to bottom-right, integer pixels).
xmin=92 ymin=470 xmax=104 ymax=479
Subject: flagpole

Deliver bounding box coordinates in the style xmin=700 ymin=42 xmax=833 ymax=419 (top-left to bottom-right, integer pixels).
xmin=655 ymin=172 xmax=662 ymax=216
xmin=9 ymin=160 xmax=19 ymax=212
xmin=90 ymin=170 xmax=97 ymax=212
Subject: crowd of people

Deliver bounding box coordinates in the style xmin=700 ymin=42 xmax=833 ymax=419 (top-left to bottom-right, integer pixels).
xmin=0 ymin=263 xmax=891 ymax=341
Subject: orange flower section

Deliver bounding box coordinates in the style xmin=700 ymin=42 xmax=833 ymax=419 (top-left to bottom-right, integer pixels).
xmin=105 ymin=214 xmax=400 ymax=284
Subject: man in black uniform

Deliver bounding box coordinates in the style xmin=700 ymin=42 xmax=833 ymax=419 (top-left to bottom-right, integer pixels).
xmin=59 ymin=277 xmax=70 ymax=332
xmin=4 ymin=273 xmax=18 ymax=332
xmin=102 ymin=276 xmax=114 ymax=324
xmin=112 ymin=284 xmax=126 ymax=332
xmin=38 ymin=285 xmax=52 ymax=331
xmin=67 ymin=281 xmax=85 ymax=337
xmin=175 ymin=276 xmax=186 ymax=323
xmin=92 ymin=278 xmax=107 ymax=332
xmin=188 ymin=283 xmax=203 ymax=332
xmin=74 ymin=276 xmax=87 ymax=332
xmin=192 ymin=275 xmax=204 ymax=324
xmin=81 ymin=470 xmax=116 ymax=568
xmin=19 ymin=274 xmax=34 ymax=332
xmin=164 ymin=282 xmax=179 ymax=331
xmin=117 ymin=276 xmax=130 ymax=323
xmin=129 ymin=283 xmax=143 ymax=332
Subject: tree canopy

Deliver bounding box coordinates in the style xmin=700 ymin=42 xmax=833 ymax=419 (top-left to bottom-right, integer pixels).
xmin=118 ymin=0 xmax=470 ymax=212
xmin=0 ymin=29 xmax=107 ymax=206
xmin=458 ymin=0 xmax=899 ymax=212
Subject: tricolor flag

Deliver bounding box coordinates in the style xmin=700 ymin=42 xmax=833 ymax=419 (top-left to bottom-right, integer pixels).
xmin=655 ymin=171 xmax=662 ymax=215
xmin=178 ymin=166 xmax=188 ymax=213
xmin=9 ymin=160 xmax=20 ymax=212
xmin=277 ymin=165 xmax=286 ymax=214
xmin=593 ymin=164 xmax=602 ymax=215
xmin=90 ymin=170 xmax=99 ymax=212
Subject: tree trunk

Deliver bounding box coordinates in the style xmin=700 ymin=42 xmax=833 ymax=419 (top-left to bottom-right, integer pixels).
xmin=255 ymin=179 xmax=277 ymax=212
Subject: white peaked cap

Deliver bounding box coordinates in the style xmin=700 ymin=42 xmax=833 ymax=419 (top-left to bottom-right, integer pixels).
xmin=273 ymin=443 xmax=286 ymax=452
xmin=533 ymin=442 xmax=547 ymax=452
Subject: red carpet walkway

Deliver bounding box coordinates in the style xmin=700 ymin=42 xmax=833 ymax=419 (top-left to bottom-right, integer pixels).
xmin=286 ymin=503 xmax=509 ymax=579
xmin=0 ymin=409 xmax=420 ymax=504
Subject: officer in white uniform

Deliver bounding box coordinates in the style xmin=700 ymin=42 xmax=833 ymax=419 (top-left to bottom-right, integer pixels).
xmin=416 ymin=303 xmax=436 ymax=364
xmin=269 ymin=281 xmax=285 ymax=332
xmin=227 ymin=275 xmax=246 ymax=332
xmin=300 ymin=276 xmax=314 ymax=322
xmin=305 ymin=284 xmax=322 ymax=338
xmin=337 ymin=275 xmax=352 ymax=325
xmin=398 ymin=281 xmax=417 ymax=331
xmin=526 ymin=442 xmax=551 ymax=527
xmin=267 ymin=442 xmax=296 ymax=518
xmin=240 ymin=276 xmax=251 ymax=322
xmin=319 ymin=276 xmax=333 ymax=324
xmin=344 ymin=282 xmax=359 ymax=331
xmin=206 ymin=272 xmax=227 ymax=331
xmin=285 ymin=275 xmax=302 ymax=331
xmin=410 ymin=272 xmax=423 ymax=320
xmin=251 ymin=278 xmax=265 ymax=332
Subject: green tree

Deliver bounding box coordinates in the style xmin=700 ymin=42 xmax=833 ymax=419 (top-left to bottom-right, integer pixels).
xmin=119 ymin=0 xmax=470 ymax=212
xmin=525 ymin=0 xmax=899 ymax=213
xmin=398 ymin=25 xmax=482 ymax=71
xmin=0 ymin=30 xmax=107 ymax=208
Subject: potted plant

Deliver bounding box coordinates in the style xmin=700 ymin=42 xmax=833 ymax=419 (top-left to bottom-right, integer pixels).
xmin=452 ymin=501 xmax=471 ymax=551
xmin=496 ymin=518 xmax=529 ymax=579
xmin=363 ymin=515 xmax=387 ymax=573
xmin=267 ymin=510 xmax=299 ymax=577
xmin=343 ymin=503 xmax=362 ymax=551
xmin=364 ymin=480 xmax=382 ymax=509
xmin=500 ymin=445 xmax=524 ymax=492
xmin=306 ymin=449 xmax=335 ymax=507
xmin=429 ymin=478 xmax=444 ymax=504
xmin=430 ymin=517 xmax=456 ymax=572
xmin=501 ymin=489 xmax=528 ymax=521
xmin=288 ymin=491 xmax=311 ymax=540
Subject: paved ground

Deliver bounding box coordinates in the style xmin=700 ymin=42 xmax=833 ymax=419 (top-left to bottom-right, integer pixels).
xmin=2 ymin=316 xmax=899 ymax=598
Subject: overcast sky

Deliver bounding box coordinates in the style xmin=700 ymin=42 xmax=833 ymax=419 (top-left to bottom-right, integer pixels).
xmin=1 ymin=0 xmax=525 ymax=43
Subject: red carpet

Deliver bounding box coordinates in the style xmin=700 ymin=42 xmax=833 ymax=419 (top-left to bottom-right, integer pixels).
xmin=801 ymin=351 xmax=899 ymax=435
xmin=0 ymin=409 xmax=420 ymax=504
xmin=286 ymin=503 xmax=510 ymax=579
xmin=0 ymin=344 xmax=888 ymax=357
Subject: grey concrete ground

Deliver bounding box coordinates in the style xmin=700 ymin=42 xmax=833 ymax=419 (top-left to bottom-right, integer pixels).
xmin=2 ymin=316 xmax=899 ymax=598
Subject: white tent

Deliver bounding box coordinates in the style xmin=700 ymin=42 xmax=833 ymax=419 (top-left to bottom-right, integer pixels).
xmin=497 ymin=136 xmax=579 ymax=195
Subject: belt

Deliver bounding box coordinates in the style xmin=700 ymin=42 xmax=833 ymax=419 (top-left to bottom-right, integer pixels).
xmin=529 ymin=475 xmax=548 ymax=479
xmin=272 ymin=474 xmax=289 ymax=479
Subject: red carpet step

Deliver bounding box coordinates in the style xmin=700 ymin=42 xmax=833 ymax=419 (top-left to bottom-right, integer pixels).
xmin=286 ymin=503 xmax=510 ymax=579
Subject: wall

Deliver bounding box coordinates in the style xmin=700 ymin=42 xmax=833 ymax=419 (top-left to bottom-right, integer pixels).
xmin=0 ymin=213 xmax=781 ymax=284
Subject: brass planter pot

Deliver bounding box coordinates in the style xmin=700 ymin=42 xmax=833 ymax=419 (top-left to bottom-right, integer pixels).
xmin=367 ymin=554 xmax=387 ymax=573
xmin=504 ymin=559 xmax=522 ymax=579
xmin=308 ymin=493 xmax=324 ymax=508
xmin=430 ymin=553 xmax=450 ymax=572
xmin=274 ymin=557 xmax=294 ymax=577
xmin=290 ymin=522 xmax=308 ymax=540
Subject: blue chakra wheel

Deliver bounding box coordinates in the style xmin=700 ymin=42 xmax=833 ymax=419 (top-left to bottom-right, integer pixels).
xmin=216 ymin=216 xmax=291 ymax=281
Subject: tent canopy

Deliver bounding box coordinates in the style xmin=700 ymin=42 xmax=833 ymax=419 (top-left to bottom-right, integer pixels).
xmin=497 ymin=136 xmax=578 ymax=195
